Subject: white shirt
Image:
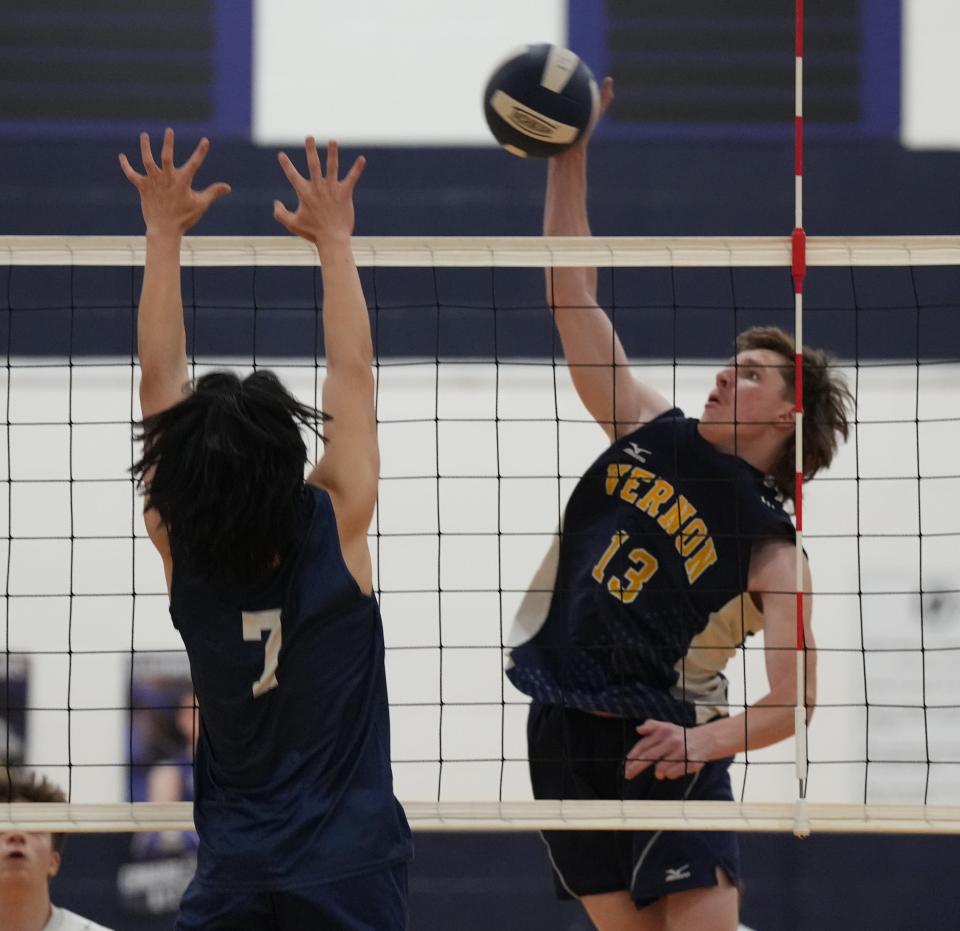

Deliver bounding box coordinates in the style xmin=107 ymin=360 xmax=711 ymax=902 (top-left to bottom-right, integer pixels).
xmin=43 ymin=906 xmax=114 ymax=931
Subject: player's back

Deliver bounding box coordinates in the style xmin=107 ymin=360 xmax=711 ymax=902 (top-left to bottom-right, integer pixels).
xmin=169 ymin=485 xmax=411 ymax=890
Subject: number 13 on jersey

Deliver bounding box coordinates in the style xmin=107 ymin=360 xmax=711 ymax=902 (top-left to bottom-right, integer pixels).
xmin=591 ymin=531 xmax=659 ymax=604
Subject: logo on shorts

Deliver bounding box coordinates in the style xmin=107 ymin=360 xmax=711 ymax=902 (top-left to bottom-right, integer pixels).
xmin=665 ymin=864 xmax=692 ymax=882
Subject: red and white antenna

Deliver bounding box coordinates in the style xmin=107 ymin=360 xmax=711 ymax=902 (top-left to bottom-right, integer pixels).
xmin=792 ymin=0 xmax=811 ymax=836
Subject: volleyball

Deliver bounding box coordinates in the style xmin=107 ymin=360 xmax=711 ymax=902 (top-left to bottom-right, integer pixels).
xmin=483 ymin=43 xmax=599 ymax=158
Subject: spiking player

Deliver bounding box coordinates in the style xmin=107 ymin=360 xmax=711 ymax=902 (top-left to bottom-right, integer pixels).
xmin=507 ymin=80 xmax=853 ymax=931
xmin=121 ymin=130 xmax=411 ymax=930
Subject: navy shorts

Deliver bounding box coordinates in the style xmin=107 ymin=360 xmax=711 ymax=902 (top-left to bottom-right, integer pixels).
xmin=175 ymin=861 xmax=408 ymax=931
xmin=528 ymin=701 xmax=739 ymax=909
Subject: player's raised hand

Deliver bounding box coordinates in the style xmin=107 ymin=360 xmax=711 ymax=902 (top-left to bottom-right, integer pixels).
xmin=592 ymin=76 xmax=615 ymax=129
xmin=119 ymin=129 xmax=231 ymax=236
xmin=556 ymin=75 xmax=613 ymax=162
xmin=273 ymin=138 xmax=366 ymax=253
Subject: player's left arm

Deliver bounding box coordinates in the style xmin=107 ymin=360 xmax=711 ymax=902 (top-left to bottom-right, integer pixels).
xmin=273 ymin=139 xmax=376 ymax=594
xmin=626 ymin=537 xmax=816 ymax=780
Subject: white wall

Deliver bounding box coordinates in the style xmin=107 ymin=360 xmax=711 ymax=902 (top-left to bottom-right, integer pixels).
xmin=253 ymin=0 xmax=566 ymax=145
xmin=901 ymin=0 xmax=960 ymax=149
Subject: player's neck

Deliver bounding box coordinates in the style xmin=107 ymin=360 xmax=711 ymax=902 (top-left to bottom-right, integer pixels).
xmin=698 ymin=421 xmax=781 ymax=476
xmin=0 ymin=887 xmax=53 ymax=931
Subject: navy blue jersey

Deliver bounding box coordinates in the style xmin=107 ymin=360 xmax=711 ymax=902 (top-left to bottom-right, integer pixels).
xmin=169 ymin=485 xmax=411 ymax=891
xmin=507 ymin=409 xmax=795 ymax=723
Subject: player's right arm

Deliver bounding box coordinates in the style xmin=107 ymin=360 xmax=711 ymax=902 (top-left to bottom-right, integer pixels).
xmin=119 ymin=130 xmax=231 ymax=421
xmin=119 ymin=129 xmax=231 ymax=585
xmin=545 ymin=78 xmax=671 ymax=442
xmin=273 ymin=139 xmax=376 ymax=594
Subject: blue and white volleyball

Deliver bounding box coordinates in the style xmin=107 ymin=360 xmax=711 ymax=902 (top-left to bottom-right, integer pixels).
xmin=483 ymin=44 xmax=599 ymax=158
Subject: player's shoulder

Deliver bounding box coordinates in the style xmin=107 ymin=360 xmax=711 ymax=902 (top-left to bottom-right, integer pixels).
xmin=47 ymin=906 xmax=115 ymax=931
xmin=749 ymin=533 xmax=805 ymax=582
xmin=619 ymin=406 xmax=687 ymax=444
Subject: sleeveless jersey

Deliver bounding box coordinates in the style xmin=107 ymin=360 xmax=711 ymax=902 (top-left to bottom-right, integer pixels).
xmin=507 ymin=409 xmax=795 ymax=724
xmin=169 ymin=485 xmax=412 ymax=890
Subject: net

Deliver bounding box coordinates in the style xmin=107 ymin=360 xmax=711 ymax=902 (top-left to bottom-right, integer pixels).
xmin=1 ymin=234 xmax=959 ymax=834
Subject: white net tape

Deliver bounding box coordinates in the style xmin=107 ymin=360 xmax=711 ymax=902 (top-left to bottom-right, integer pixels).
xmin=2 ymin=234 xmax=960 ymax=267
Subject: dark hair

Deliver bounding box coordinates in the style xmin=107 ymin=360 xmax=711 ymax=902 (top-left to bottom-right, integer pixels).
xmin=737 ymin=326 xmax=854 ymax=502
xmin=131 ymin=370 xmax=328 ymax=591
xmin=0 ymin=769 xmax=67 ymax=853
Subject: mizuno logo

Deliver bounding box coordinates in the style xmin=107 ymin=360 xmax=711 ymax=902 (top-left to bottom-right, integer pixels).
xmin=509 ymin=107 xmax=555 ymax=137
xmin=665 ymin=865 xmax=691 ymax=882
xmin=624 ymin=443 xmax=651 ymax=464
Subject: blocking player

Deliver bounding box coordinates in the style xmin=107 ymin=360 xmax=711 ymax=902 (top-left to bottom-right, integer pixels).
xmin=121 ymin=130 xmax=412 ymax=930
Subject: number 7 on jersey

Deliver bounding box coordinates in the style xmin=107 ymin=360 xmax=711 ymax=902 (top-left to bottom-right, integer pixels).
xmin=242 ymin=609 xmax=282 ymax=698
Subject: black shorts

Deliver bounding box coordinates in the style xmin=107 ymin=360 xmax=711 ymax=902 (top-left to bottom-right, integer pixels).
xmin=528 ymin=701 xmax=739 ymax=909
xmin=175 ymin=861 xmax=408 ymax=931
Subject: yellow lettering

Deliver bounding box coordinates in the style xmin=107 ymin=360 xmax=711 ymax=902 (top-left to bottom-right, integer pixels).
xmin=592 ymin=531 xmax=629 ymax=583
xmin=657 ymin=495 xmax=696 ymax=536
xmin=676 ymin=518 xmax=708 ymax=557
xmin=619 ymin=467 xmax=654 ymax=504
xmin=684 ymin=537 xmax=718 ymax=584
xmin=607 ymin=547 xmax=659 ymax=605
xmin=636 ymin=479 xmax=675 ymax=517
xmin=605 ymin=463 xmax=633 ymax=496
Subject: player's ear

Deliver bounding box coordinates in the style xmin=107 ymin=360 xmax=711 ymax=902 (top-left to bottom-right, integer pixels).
xmin=47 ymin=847 xmax=61 ymax=879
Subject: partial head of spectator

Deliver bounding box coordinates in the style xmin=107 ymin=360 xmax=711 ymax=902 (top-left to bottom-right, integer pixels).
xmin=0 ymin=769 xmax=112 ymax=931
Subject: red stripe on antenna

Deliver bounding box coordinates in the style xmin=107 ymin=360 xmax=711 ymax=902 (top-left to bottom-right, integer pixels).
xmin=791 ymin=227 xmax=806 ymax=294
xmin=796 ymin=0 xmax=804 ymax=56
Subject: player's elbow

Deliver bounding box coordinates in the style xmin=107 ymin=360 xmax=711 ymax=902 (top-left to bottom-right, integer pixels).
xmin=327 ymin=354 xmax=374 ymax=387
xmin=139 ymin=373 xmax=188 ymax=419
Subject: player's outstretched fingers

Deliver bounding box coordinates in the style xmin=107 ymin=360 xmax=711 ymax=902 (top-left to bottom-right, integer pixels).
xmin=343 ymin=155 xmax=366 ymax=191
xmin=273 ymin=199 xmax=297 ymax=232
xmin=595 ymin=77 xmax=615 ymax=125
xmin=161 ymin=127 xmax=175 ymax=170
xmin=305 ymin=136 xmax=322 ymax=181
xmin=201 ymin=182 xmax=232 ymax=207
xmin=326 ymin=140 xmax=339 ymax=182
xmin=118 ymin=152 xmax=145 ymax=187
xmin=183 ymin=137 xmax=212 ymax=181
xmin=277 ymin=151 xmax=306 ymax=192
xmin=140 ymin=132 xmax=158 ymax=174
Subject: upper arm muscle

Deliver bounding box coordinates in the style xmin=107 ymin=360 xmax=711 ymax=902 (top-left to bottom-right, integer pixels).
xmin=139 ymin=380 xmax=189 ymax=421
xmin=307 ymin=362 xmax=378 ymax=590
xmin=750 ymin=539 xmax=816 ymax=703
